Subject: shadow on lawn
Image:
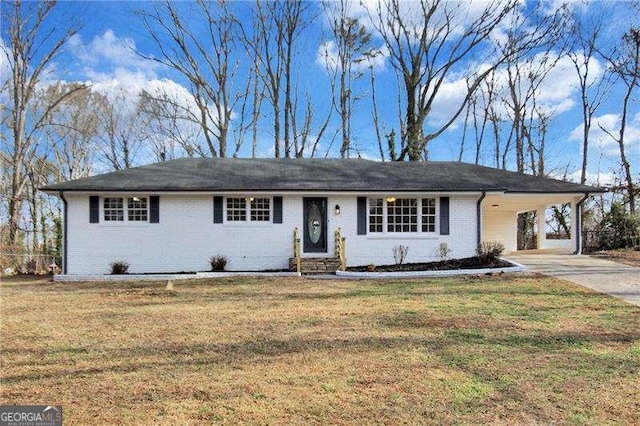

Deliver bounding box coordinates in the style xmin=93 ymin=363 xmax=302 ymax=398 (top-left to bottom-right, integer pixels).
xmin=4 ymin=325 xmax=639 ymax=385
xmin=1 ymin=275 xmax=614 ymax=303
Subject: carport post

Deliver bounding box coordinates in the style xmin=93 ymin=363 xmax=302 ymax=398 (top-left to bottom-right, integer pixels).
xmin=537 ymin=205 xmax=546 ymax=250
xmin=574 ymin=194 xmax=589 ymax=255
xmin=476 ymin=191 xmax=486 ymax=248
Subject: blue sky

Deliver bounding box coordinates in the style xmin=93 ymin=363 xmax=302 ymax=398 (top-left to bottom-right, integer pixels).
xmin=3 ymin=0 xmax=639 ymax=185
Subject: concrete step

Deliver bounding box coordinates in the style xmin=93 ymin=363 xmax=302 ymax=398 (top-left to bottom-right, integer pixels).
xmin=289 ymin=257 xmax=340 ymax=274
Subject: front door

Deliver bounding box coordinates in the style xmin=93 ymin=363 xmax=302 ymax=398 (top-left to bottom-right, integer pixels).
xmin=303 ymin=197 xmax=327 ymax=253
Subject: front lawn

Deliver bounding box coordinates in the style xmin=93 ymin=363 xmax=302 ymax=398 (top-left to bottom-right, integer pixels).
xmin=1 ymin=274 xmax=639 ymax=424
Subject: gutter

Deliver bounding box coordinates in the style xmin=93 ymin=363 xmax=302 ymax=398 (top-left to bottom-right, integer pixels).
xmin=574 ymin=193 xmax=590 ymax=255
xmin=476 ymin=191 xmax=486 ymax=248
xmin=59 ymin=191 xmax=68 ymax=274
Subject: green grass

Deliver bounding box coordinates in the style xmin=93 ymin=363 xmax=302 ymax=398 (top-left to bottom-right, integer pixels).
xmin=1 ymin=274 xmax=639 ymax=424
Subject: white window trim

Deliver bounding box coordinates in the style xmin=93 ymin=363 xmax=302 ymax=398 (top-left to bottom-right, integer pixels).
xmin=367 ymin=196 xmax=439 ymax=237
xmin=100 ymin=196 xmax=149 ymax=226
xmin=224 ymin=196 xmax=273 ymax=226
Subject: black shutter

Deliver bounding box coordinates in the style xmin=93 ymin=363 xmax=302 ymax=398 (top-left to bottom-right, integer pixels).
xmin=440 ymin=197 xmax=450 ymax=235
xmin=357 ymin=197 xmax=367 ymax=235
xmin=273 ymin=196 xmax=283 ymax=224
xmin=89 ymin=196 xmax=99 ymax=223
xmin=150 ymin=196 xmax=160 ymax=223
xmin=213 ymin=196 xmax=223 ymax=223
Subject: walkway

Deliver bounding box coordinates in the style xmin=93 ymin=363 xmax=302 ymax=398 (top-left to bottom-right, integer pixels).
xmin=507 ymin=253 xmax=640 ymax=307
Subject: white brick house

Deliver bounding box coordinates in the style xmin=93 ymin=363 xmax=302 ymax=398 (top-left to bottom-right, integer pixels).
xmin=42 ymin=158 xmax=602 ymax=275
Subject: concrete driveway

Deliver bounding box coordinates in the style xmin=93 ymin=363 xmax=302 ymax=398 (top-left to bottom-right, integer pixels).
xmin=507 ymin=253 xmax=640 ymax=307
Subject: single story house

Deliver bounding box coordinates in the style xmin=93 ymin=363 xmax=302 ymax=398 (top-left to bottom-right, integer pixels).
xmin=42 ymin=158 xmax=602 ymax=275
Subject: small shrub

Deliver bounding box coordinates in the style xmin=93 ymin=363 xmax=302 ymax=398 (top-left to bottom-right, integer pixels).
xmin=477 ymin=241 xmax=505 ymax=260
xmin=210 ymin=255 xmax=228 ymax=271
xmin=435 ymin=242 xmax=452 ymax=261
xmin=110 ymin=261 xmax=130 ymax=275
xmin=393 ymin=245 xmax=409 ymax=265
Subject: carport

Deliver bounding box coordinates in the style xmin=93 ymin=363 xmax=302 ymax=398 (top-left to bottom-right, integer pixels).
xmin=481 ymin=192 xmax=589 ymax=254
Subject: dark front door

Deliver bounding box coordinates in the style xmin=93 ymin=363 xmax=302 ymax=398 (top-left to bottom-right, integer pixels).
xmin=303 ymin=197 xmax=327 ymax=253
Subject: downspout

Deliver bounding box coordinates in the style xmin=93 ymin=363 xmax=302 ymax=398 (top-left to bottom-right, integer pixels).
xmin=59 ymin=191 xmax=68 ymax=274
xmin=476 ymin=191 xmax=486 ymax=248
xmin=574 ymin=193 xmax=589 ymax=255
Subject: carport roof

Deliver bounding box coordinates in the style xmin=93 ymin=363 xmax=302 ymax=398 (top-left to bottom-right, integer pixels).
xmin=41 ymin=158 xmax=604 ymax=194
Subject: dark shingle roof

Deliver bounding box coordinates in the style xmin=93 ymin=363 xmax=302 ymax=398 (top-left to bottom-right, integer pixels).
xmin=41 ymin=158 xmax=603 ymax=194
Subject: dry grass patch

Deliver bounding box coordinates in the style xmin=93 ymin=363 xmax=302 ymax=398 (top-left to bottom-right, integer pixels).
xmin=592 ymin=249 xmax=640 ymax=268
xmin=1 ymin=274 xmax=639 ymax=424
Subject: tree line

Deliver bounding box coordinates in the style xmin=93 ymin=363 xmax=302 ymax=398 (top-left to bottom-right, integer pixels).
xmin=1 ymin=0 xmax=639 ymax=267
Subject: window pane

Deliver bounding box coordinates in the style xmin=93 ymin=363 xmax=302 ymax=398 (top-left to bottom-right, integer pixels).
xmin=127 ymin=197 xmax=148 ymax=221
xmin=387 ymin=198 xmax=417 ymax=233
xmin=422 ymin=198 xmax=436 ymax=232
xmin=226 ymin=197 xmax=247 ymax=221
xmin=104 ymin=197 xmax=124 ymax=221
xmin=368 ymin=198 xmax=383 ymax=232
xmin=250 ymin=197 xmax=270 ymax=222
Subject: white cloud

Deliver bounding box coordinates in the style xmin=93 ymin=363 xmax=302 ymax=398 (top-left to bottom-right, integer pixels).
xmin=67 ymin=30 xmax=160 ymax=82
xmin=424 ymin=51 xmax=584 ymax=129
xmin=423 ymin=77 xmax=468 ymax=127
xmin=64 ymin=30 xmax=236 ymax=134
xmin=570 ymin=112 xmax=640 ymax=155
xmin=0 ymin=39 xmax=11 ymax=105
xmin=64 ymin=30 xmax=199 ymax=118
xmin=532 ymin=55 xmax=579 ymax=114
xmin=544 ymin=0 xmax=590 ymax=16
xmin=0 ymin=39 xmax=9 ymax=79
xmin=563 ymin=169 xmax=616 ymax=187
xmin=356 ymin=0 xmax=499 ymax=40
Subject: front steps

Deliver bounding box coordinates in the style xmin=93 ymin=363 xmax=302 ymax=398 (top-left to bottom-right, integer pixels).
xmin=289 ymin=257 xmax=341 ymax=274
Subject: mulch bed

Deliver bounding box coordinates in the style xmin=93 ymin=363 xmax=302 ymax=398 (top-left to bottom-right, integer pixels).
xmin=347 ymin=256 xmax=512 ymax=272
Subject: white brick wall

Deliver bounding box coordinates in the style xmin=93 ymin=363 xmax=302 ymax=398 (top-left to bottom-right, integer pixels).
xmin=482 ymin=210 xmax=517 ymax=253
xmin=336 ymin=195 xmax=479 ymax=266
xmin=65 ymin=193 xmax=481 ymax=274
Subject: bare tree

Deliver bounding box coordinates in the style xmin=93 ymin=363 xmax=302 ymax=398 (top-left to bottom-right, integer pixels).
xmin=139 ymin=0 xmax=242 ymax=158
xmin=95 ymin=90 xmax=146 ymax=171
xmin=229 ymin=59 xmax=264 ymax=158
xmin=458 ymin=80 xmax=491 ymax=165
xmin=369 ymin=64 xmax=386 ymax=161
xmin=244 ymin=1 xmax=283 ymax=158
xmin=43 ymin=83 xmax=100 ymax=181
xmin=0 ymin=0 xmax=81 ymax=248
xmin=242 ymin=0 xmax=314 ymax=158
xmin=247 ymin=23 xmax=265 ymax=159
xmin=25 ymin=157 xmax=56 ymax=255
xmin=281 ymin=1 xmax=311 ymax=158
xmin=600 ymin=28 xmax=640 ymax=213
xmin=322 ymin=0 xmax=377 ymax=157
xmin=567 ymin=7 xmax=610 ymax=184
xmin=367 ymin=0 xmax=561 ymax=161
xmin=138 ymin=89 xmax=209 ymax=160
xmin=290 ymin=88 xmax=334 ymax=159
xmin=502 ymin=51 xmax=563 ymax=174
